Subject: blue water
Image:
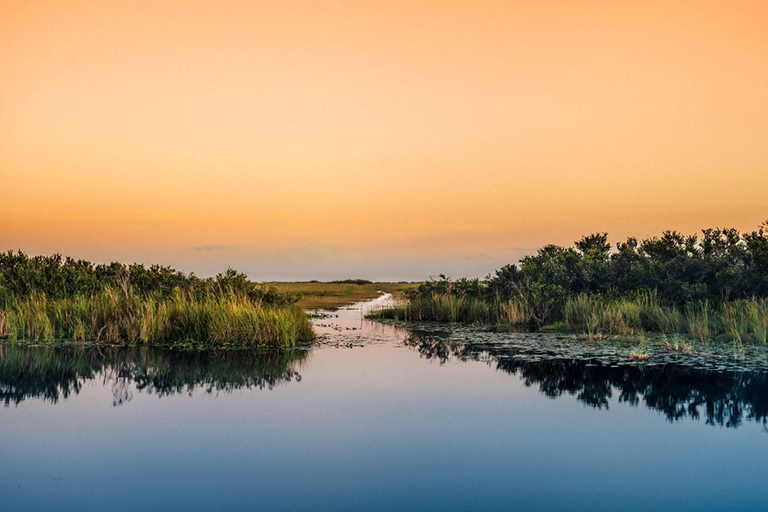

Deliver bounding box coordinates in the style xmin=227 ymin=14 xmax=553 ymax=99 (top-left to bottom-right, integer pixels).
xmin=2 ymin=298 xmax=767 ymax=512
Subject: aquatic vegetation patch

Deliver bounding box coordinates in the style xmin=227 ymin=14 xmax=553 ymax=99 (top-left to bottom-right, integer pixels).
xmin=2 ymin=287 xmax=313 ymax=347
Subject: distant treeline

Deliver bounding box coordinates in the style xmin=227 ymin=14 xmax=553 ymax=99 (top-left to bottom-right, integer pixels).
xmin=377 ymin=223 xmax=768 ymax=341
xmin=0 ymin=251 xmax=296 ymax=306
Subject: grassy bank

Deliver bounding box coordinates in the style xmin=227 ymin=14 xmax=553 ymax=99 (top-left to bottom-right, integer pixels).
xmin=0 ymin=251 xmax=316 ymax=347
xmin=0 ymin=287 xmax=314 ymax=347
xmin=371 ymin=222 xmax=768 ymax=344
xmin=560 ymin=293 xmax=768 ymax=343
xmin=269 ymin=281 xmax=416 ymax=309
xmin=372 ymin=293 xmax=768 ymax=344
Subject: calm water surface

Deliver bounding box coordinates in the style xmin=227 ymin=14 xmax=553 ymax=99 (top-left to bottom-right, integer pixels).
xmin=2 ymin=295 xmax=768 ymax=511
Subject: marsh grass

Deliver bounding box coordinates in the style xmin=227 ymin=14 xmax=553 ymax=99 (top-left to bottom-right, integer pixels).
xmin=498 ymin=298 xmax=534 ymax=326
xmin=745 ymin=297 xmax=768 ymax=344
xmin=0 ymin=310 xmax=9 ymax=339
xmin=374 ymin=291 xmax=768 ymax=345
xmin=685 ymin=301 xmax=713 ymax=341
xmin=371 ymin=295 xmax=493 ymax=324
xmin=563 ymin=294 xmax=768 ymax=343
xmin=2 ymin=287 xmax=313 ymax=347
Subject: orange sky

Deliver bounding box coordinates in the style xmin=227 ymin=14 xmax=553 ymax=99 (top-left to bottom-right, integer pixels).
xmin=2 ymin=0 xmax=767 ymax=280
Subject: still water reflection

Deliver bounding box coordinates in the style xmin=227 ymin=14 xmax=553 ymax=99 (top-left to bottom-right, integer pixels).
xmin=0 ymin=344 xmax=307 ymax=407
xmin=2 ymin=296 xmax=768 ymax=512
xmin=403 ymin=330 xmax=768 ymax=429
xmin=3 ymin=338 xmax=767 ymax=431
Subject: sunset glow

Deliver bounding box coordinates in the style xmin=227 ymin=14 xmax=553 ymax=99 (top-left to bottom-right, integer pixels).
xmin=3 ymin=0 xmax=767 ymax=279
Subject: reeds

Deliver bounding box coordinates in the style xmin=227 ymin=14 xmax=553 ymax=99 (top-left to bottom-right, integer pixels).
xmin=721 ymin=298 xmax=768 ymax=344
xmin=745 ymin=297 xmax=768 ymax=344
xmin=0 ymin=309 xmax=11 ymax=339
xmin=562 ymin=294 xmax=768 ymax=343
xmin=371 ymin=294 xmax=493 ymax=324
xmin=375 ymin=290 xmax=768 ymax=344
xmin=1 ymin=287 xmax=314 ymax=347
xmin=685 ymin=301 xmax=713 ymax=341
xmin=498 ymin=297 xmax=534 ymax=326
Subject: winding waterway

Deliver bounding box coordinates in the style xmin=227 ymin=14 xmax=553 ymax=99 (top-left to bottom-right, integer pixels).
xmin=2 ymin=294 xmax=768 ymax=511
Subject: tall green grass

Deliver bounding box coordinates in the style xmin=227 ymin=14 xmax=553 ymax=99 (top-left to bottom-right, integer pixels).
xmin=557 ymin=294 xmax=768 ymax=343
xmin=1 ymin=287 xmax=314 ymax=347
xmin=372 ymin=295 xmax=493 ymax=324
xmin=373 ymin=292 xmax=768 ymax=344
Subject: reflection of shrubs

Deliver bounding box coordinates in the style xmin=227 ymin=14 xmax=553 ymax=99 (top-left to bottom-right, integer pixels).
xmin=402 ymin=332 xmax=768 ymax=428
xmin=0 ymin=345 xmax=309 ymax=406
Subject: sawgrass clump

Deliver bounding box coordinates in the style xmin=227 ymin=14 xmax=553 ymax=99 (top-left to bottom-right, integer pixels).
xmin=1 ymin=287 xmax=313 ymax=348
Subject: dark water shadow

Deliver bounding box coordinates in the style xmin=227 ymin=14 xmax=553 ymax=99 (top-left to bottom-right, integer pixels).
xmin=403 ymin=328 xmax=768 ymax=430
xmin=0 ymin=343 xmax=308 ymax=407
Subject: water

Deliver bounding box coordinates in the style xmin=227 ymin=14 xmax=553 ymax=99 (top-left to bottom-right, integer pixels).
xmin=2 ymin=295 xmax=768 ymax=511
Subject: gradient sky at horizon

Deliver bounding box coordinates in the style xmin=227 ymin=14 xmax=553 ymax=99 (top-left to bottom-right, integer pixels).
xmin=2 ymin=0 xmax=767 ymax=280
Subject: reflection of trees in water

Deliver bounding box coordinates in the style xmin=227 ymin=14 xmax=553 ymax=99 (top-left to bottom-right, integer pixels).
xmin=404 ymin=331 xmax=768 ymax=429
xmin=0 ymin=344 xmax=308 ymax=407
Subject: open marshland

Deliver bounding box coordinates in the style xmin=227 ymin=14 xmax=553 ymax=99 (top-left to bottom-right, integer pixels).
xmin=269 ymin=281 xmax=416 ymax=309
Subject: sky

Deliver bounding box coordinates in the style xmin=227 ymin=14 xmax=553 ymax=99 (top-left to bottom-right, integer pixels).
xmin=2 ymin=0 xmax=767 ymax=281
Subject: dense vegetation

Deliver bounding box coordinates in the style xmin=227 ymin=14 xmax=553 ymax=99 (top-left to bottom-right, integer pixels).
xmin=375 ymin=223 xmax=768 ymax=343
xmin=0 ymin=252 xmax=313 ymax=347
xmin=0 ymin=251 xmax=296 ymax=305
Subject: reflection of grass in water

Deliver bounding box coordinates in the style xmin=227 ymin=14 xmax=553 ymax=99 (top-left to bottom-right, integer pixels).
xmin=1 ymin=287 xmax=313 ymax=347
xmin=0 ymin=344 xmax=309 ymax=406
xmin=270 ymin=282 xmax=416 ymax=310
